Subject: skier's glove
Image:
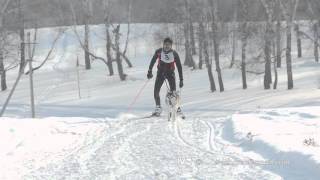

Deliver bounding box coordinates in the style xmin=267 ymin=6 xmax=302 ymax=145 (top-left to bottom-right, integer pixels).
xmin=179 ymin=80 xmax=184 ymax=88
xmin=147 ymin=70 xmax=153 ymax=79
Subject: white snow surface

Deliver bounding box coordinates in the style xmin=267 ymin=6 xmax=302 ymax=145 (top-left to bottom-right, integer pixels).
xmin=0 ymin=23 xmax=320 ymax=179
xmin=226 ymin=107 xmax=320 ymax=179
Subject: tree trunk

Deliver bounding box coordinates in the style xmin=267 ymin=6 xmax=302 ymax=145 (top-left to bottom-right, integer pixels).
xmin=183 ymin=0 xmax=195 ymax=68
xmin=240 ymin=0 xmax=248 ymax=89
xmin=19 ymin=0 xmax=25 ymax=73
xmin=209 ymin=0 xmax=224 ymax=92
xmin=286 ymin=21 xmax=294 ymax=89
xmin=84 ymin=23 xmax=91 ymax=70
xmin=272 ymin=36 xmax=278 ymax=89
xmin=230 ymin=0 xmax=238 ymax=68
xmin=276 ymin=1 xmax=282 ymax=68
xmin=230 ymin=27 xmax=237 ymax=68
xmin=213 ymin=32 xmax=224 ymax=92
xmin=184 ymin=22 xmax=194 ymax=68
xmin=122 ymin=52 xmax=133 ymax=68
xmin=241 ymin=23 xmax=247 ymax=90
xmin=190 ymin=22 xmax=197 ymax=55
xmin=105 ymin=23 xmax=114 ymax=75
xmin=115 ymin=25 xmax=126 ymax=81
xmin=20 ymin=27 xmax=25 ymax=72
xmin=198 ymin=23 xmax=203 ymax=69
xmin=314 ymin=22 xmax=319 ymax=62
xmin=187 ymin=0 xmax=196 ymax=55
xmin=0 ymin=50 xmax=7 ymax=91
xmin=295 ymin=23 xmax=302 ymax=58
xmin=264 ymin=23 xmax=273 ymax=89
xmin=200 ymin=21 xmax=216 ymax=92
xmin=184 ymin=22 xmax=189 ymax=66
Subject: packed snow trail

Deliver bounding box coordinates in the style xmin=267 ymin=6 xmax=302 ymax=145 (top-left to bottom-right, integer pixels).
xmin=17 ymin=115 xmax=280 ymax=179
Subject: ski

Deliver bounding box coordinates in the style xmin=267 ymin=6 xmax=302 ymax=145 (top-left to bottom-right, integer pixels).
xmin=125 ymin=113 xmax=161 ymax=121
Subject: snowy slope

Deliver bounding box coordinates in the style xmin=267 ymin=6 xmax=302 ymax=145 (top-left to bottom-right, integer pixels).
xmin=0 ymin=23 xmax=320 ymax=179
xmin=224 ymin=107 xmax=320 ymax=180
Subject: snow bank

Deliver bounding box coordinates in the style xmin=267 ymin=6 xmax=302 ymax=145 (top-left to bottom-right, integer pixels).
xmin=0 ymin=117 xmax=109 ymax=179
xmin=224 ymin=106 xmax=320 ymax=179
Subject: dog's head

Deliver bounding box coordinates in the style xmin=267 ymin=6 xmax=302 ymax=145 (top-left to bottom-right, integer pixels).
xmin=165 ymin=91 xmax=180 ymax=106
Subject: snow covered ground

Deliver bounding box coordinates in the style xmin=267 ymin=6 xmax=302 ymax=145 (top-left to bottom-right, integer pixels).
xmin=0 ymin=24 xmax=320 ymax=179
xmin=225 ymin=107 xmax=320 ymax=179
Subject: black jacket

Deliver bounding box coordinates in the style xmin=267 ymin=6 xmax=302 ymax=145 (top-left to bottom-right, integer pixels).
xmin=148 ymin=48 xmax=183 ymax=81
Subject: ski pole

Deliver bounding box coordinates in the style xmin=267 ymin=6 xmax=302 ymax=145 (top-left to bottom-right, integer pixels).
xmin=127 ymin=79 xmax=150 ymax=113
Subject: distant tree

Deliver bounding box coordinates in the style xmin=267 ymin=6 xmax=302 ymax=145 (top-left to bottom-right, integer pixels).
xmin=0 ymin=50 xmax=6 ymax=91
xmin=280 ymin=0 xmax=300 ymax=90
xmin=230 ymin=0 xmax=239 ymax=68
xmin=18 ymin=0 xmax=25 ymax=73
xmin=82 ymin=0 xmax=91 ymax=70
xmin=188 ymin=1 xmax=196 ymax=55
xmin=183 ymin=0 xmax=195 ymax=69
xmin=208 ymin=0 xmax=224 ymax=92
xmin=275 ymin=0 xmax=282 ymax=68
xmin=120 ymin=0 xmax=133 ymax=68
xmin=198 ymin=22 xmax=203 ymax=69
xmin=114 ymin=25 xmax=126 ymax=81
xmin=307 ymin=0 xmax=320 ymax=63
xmin=260 ymin=0 xmax=275 ymax=90
xmin=199 ymin=19 xmax=216 ymax=92
xmin=0 ymin=0 xmax=14 ymax=91
xmin=239 ymin=0 xmax=249 ymax=89
xmin=69 ymin=0 xmax=131 ymax=78
xmin=103 ymin=0 xmax=114 ymax=75
xmin=314 ymin=22 xmax=319 ymax=63
xmin=294 ymin=23 xmax=302 ymax=58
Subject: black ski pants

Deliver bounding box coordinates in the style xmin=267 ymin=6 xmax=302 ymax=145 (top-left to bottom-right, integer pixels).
xmin=154 ymin=70 xmax=176 ymax=106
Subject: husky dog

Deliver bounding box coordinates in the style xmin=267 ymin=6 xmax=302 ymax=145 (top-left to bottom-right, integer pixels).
xmin=165 ymin=91 xmax=180 ymax=121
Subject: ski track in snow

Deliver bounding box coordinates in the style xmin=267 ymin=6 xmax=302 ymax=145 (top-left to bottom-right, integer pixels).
xmin=22 ymin=115 xmax=281 ymax=179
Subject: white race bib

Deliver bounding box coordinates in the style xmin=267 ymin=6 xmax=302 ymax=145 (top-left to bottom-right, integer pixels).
xmin=160 ymin=51 xmax=175 ymax=63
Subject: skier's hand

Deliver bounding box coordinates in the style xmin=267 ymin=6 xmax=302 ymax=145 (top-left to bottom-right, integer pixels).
xmin=179 ymin=80 xmax=184 ymax=88
xmin=147 ymin=70 xmax=153 ymax=79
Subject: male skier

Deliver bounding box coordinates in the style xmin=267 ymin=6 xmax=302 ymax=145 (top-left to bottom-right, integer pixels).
xmin=147 ymin=37 xmax=184 ymax=117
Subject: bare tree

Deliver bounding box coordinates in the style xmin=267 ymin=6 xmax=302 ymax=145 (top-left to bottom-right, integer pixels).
xmin=0 ymin=49 xmax=6 ymax=91
xmin=18 ymin=0 xmax=25 ymax=73
xmin=307 ymin=0 xmax=320 ymax=62
xmin=121 ymin=0 xmax=133 ymax=68
xmin=314 ymin=22 xmax=319 ymax=62
xmin=198 ymin=22 xmax=203 ymax=69
xmin=82 ymin=0 xmax=92 ymax=70
xmin=200 ymin=19 xmax=216 ymax=92
xmin=183 ymin=0 xmax=195 ymax=69
xmin=280 ymin=0 xmax=300 ymax=90
xmin=275 ymin=0 xmax=282 ymax=67
xmin=25 ymin=28 xmax=65 ymax=74
xmin=188 ymin=1 xmax=196 ymax=55
xmin=69 ymin=0 xmax=120 ymax=75
xmin=230 ymin=0 xmax=238 ymax=68
xmin=208 ymin=0 xmax=224 ymax=92
xmin=114 ymin=25 xmax=126 ymax=81
xmin=273 ymin=39 xmax=278 ymax=89
xmin=0 ymin=0 xmax=13 ymax=91
xmin=294 ymin=23 xmax=302 ymax=58
xmin=103 ymin=0 xmax=114 ymax=75
xmin=260 ymin=0 xmax=275 ymax=89
xmin=239 ymin=0 xmax=248 ymax=89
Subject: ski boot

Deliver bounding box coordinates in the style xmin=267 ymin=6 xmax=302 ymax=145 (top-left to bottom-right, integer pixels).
xmin=152 ymin=105 xmax=162 ymax=117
